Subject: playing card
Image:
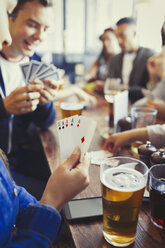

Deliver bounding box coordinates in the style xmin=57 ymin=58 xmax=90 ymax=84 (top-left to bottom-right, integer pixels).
xmin=20 ymin=62 xmax=31 ymax=81
xmin=38 ymin=69 xmax=59 ymax=82
xmin=34 ymin=64 xmax=56 ymax=79
xmin=30 ymin=61 xmax=49 ymax=82
xmin=57 ymin=115 xmax=78 ymax=159
xmin=87 ymin=150 xmax=113 ymax=165
xmin=27 ymin=60 xmax=41 ymax=83
xmin=57 ymin=115 xmax=97 ymax=160
xmin=74 ymin=116 xmax=97 ymax=160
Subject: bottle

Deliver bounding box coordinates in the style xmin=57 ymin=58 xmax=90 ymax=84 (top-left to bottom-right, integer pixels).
xmin=138 ymin=141 xmax=157 ymax=168
xmin=150 ymin=148 xmax=165 ymax=166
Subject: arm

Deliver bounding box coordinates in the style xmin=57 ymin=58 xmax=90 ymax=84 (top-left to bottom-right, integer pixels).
xmin=3 ymin=147 xmax=89 ymax=247
xmin=85 ymin=60 xmax=100 ymax=82
xmin=104 ymin=128 xmax=149 ymax=154
xmin=147 ymin=124 xmax=165 ymax=148
xmin=54 ymin=85 xmax=97 ymax=106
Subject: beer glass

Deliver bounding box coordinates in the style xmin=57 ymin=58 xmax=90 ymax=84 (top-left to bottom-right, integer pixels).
xmin=104 ymin=78 xmax=121 ymax=132
xmin=131 ymin=107 xmax=157 ymax=156
xmin=60 ymin=102 xmax=84 ymax=118
xmin=149 ymin=164 xmax=165 ymax=229
xmin=100 ymin=156 xmax=148 ymax=247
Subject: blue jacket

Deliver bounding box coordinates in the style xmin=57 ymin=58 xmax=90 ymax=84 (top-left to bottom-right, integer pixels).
xmin=0 ymin=53 xmax=56 ymax=155
xmin=0 ymin=157 xmax=61 ymax=247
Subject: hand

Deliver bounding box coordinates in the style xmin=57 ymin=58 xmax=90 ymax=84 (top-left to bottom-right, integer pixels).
xmin=3 ymin=84 xmax=43 ymax=115
xmin=32 ymin=79 xmax=59 ymax=105
xmin=94 ymin=80 xmax=104 ymax=93
xmin=104 ymin=129 xmax=149 ymax=154
xmin=40 ymin=146 xmax=90 ymax=211
xmin=104 ymin=133 xmax=125 ymax=154
xmin=73 ymin=86 xmax=97 ymax=106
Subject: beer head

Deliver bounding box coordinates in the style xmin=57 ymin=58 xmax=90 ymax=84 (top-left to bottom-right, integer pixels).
xmin=60 ymin=102 xmax=84 ymax=118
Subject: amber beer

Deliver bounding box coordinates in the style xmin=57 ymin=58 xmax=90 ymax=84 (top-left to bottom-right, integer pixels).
xmin=101 ymin=167 xmax=146 ymax=247
xmin=60 ymin=102 xmax=84 ymax=118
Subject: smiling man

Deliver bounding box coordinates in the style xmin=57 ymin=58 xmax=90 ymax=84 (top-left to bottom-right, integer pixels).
xmin=0 ymin=0 xmax=58 ymax=198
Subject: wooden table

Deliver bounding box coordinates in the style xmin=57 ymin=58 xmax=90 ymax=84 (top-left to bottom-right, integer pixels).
xmin=40 ymin=94 xmax=165 ymax=248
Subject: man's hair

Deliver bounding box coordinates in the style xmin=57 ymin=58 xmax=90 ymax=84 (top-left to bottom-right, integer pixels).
xmin=116 ymin=17 xmax=136 ymax=26
xmin=161 ymin=20 xmax=165 ymax=46
xmin=11 ymin=0 xmax=54 ymax=17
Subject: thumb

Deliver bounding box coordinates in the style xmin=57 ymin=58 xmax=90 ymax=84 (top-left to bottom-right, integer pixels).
xmin=64 ymin=146 xmax=81 ymax=170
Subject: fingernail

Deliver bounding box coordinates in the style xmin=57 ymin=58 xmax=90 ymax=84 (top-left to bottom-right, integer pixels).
xmin=72 ymin=146 xmax=80 ymax=154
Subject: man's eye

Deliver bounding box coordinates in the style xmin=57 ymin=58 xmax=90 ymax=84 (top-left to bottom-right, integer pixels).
xmin=27 ymin=23 xmax=37 ymax=28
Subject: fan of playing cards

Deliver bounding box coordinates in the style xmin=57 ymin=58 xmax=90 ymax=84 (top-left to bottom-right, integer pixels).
xmin=20 ymin=60 xmax=61 ymax=84
xmin=57 ymin=115 xmax=97 ymax=160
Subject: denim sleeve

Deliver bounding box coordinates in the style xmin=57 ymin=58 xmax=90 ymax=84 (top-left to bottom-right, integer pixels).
xmin=4 ymin=203 xmax=61 ymax=248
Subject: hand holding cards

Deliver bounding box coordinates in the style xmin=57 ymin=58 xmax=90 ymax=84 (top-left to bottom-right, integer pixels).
xmin=20 ymin=60 xmax=61 ymax=85
xmin=57 ymin=115 xmax=97 ymax=160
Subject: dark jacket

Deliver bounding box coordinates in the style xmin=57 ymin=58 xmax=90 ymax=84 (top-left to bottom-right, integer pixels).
xmin=108 ymin=47 xmax=155 ymax=103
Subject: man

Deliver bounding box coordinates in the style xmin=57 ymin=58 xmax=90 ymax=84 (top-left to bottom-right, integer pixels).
xmin=108 ymin=17 xmax=155 ymax=103
xmin=0 ymin=1 xmax=90 ymax=247
xmin=0 ymin=0 xmax=60 ymax=197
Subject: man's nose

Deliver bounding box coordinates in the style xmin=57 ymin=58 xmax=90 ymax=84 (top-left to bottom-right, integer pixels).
xmin=33 ymin=28 xmax=45 ymax=42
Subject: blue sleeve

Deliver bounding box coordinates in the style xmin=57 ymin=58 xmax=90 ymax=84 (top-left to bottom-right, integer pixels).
xmin=4 ymin=203 xmax=61 ymax=248
xmin=30 ymin=101 xmax=56 ymax=129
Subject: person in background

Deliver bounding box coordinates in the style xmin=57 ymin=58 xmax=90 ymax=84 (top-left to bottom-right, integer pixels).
xmin=108 ymin=17 xmax=155 ymax=103
xmin=85 ymin=27 xmax=120 ymax=93
xmin=134 ymin=20 xmax=165 ymax=121
xmin=0 ymin=1 xmax=90 ymax=246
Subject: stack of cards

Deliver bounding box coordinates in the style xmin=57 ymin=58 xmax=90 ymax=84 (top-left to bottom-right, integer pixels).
xmin=57 ymin=115 xmax=97 ymax=160
xmin=20 ymin=60 xmax=60 ymax=84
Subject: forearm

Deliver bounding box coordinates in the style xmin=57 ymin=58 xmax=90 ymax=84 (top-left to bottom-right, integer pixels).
xmin=6 ymin=203 xmax=61 ymax=248
xmin=122 ymin=128 xmax=149 ymax=145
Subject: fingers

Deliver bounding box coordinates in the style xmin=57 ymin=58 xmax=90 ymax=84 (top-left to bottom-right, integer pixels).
xmin=43 ymin=79 xmax=58 ymax=90
xmin=104 ymin=138 xmax=114 ymax=152
xmin=64 ymin=146 xmax=81 ymax=170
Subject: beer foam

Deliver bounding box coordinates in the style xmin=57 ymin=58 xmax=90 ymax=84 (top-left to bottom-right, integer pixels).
xmin=101 ymin=167 xmax=146 ymax=192
xmin=60 ymin=102 xmax=84 ymax=110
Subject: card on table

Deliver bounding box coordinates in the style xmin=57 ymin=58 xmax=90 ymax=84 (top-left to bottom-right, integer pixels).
xmin=87 ymin=150 xmax=113 ymax=165
xmin=57 ymin=115 xmax=97 ymax=160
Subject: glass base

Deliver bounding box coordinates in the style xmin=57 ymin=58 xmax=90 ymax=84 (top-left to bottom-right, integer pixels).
xmin=103 ymin=231 xmax=135 ymax=247
xmin=151 ymin=217 xmax=165 ymax=230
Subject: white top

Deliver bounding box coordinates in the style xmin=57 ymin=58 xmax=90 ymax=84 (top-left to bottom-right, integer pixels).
xmin=0 ymin=55 xmax=29 ymax=98
xmin=147 ymin=124 xmax=165 ymax=148
xmin=122 ymin=53 xmax=136 ymax=87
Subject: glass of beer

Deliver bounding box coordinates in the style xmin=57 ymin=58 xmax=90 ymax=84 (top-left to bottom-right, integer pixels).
xmin=149 ymin=164 xmax=165 ymax=229
xmin=100 ymin=156 xmax=148 ymax=247
xmin=60 ymin=102 xmax=84 ymax=118
xmin=131 ymin=107 xmax=157 ymax=156
xmin=104 ymin=78 xmax=121 ymax=132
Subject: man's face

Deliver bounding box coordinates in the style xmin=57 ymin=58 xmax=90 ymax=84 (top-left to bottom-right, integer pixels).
xmin=0 ymin=0 xmax=17 ymax=50
xmin=115 ymin=23 xmax=136 ymax=52
xmin=9 ymin=1 xmax=53 ymax=57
